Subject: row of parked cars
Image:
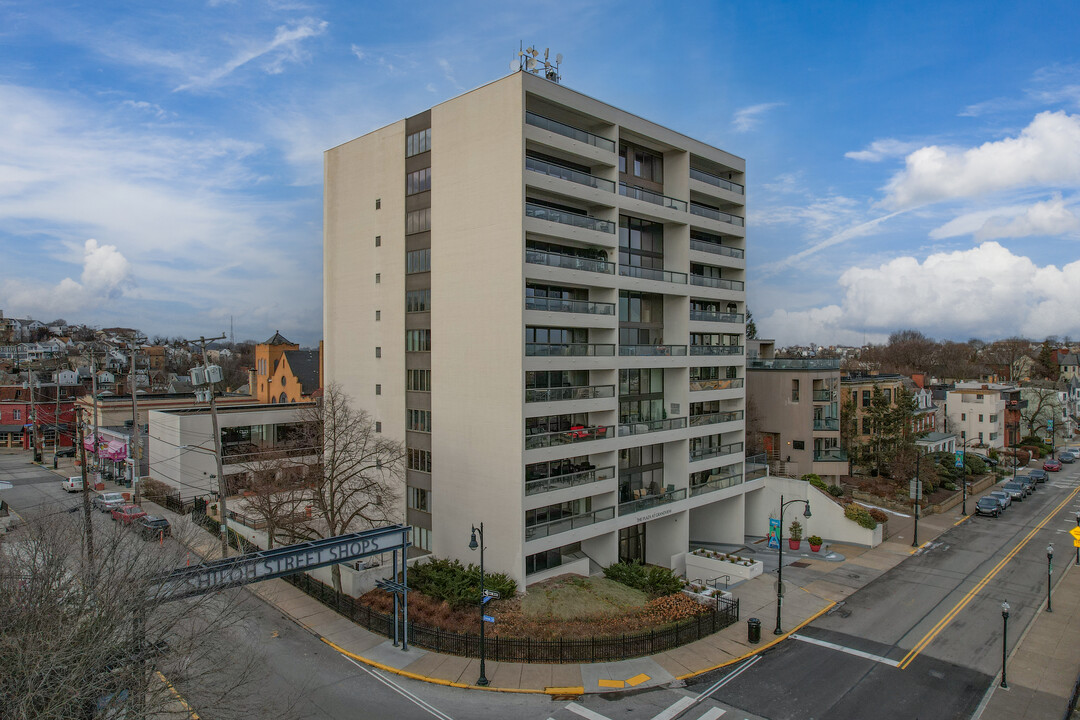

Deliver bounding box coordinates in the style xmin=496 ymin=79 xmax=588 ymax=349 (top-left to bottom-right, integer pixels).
xmin=976 ymin=472 xmax=1050 ymax=517
xmin=87 ymin=490 xmax=172 ymax=540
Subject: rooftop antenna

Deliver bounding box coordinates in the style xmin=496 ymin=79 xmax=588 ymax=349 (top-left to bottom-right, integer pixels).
xmin=511 ymin=42 xmax=562 ymax=83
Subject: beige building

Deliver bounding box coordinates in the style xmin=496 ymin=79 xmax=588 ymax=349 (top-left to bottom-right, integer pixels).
xmin=747 ymin=340 xmax=846 ymax=483
xmin=945 ymin=382 xmax=1011 ymax=449
xmin=324 ymin=71 xmax=750 ymax=587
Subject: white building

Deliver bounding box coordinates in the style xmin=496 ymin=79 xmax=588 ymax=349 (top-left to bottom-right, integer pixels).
xmin=945 ymin=382 xmax=1012 ymax=449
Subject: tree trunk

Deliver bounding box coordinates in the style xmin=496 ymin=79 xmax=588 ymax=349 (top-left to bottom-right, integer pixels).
xmin=331 ymin=563 xmax=343 ymax=595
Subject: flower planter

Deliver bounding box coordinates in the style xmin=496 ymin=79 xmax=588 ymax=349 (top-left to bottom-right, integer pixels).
xmin=788 ymin=539 xmax=801 ymax=550
xmin=809 ymin=543 xmax=822 ymax=552
xmin=686 ymin=550 xmax=764 ymax=582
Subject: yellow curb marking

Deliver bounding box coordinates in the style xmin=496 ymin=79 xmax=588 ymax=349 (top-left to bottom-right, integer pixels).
xmin=547 ymin=686 xmax=585 ymax=695
xmin=897 ymin=482 xmax=1080 ymax=670
xmin=953 ymin=515 xmax=972 ymax=527
xmin=625 ymin=673 xmax=650 ymax=687
xmin=909 ymin=541 xmax=932 ymax=555
xmin=156 ymin=670 xmax=200 ymax=719
xmin=598 ymin=678 xmax=625 ymax=689
xmin=676 ymin=600 xmax=838 ymax=680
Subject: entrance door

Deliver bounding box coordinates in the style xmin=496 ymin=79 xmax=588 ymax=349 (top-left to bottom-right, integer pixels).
xmin=619 ymin=523 xmax=646 ymax=564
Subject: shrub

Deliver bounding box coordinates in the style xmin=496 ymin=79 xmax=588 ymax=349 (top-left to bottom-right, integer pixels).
xmin=800 ymin=473 xmax=821 ymax=483
xmin=965 ymin=456 xmax=987 ymax=475
xmin=604 ymin=561 xmax=683 ymax=597
xmin=789 ymin=519 xmax=804 ymax=540
xmin=810 ymin=477 xmax=829 ymax=491
xmin=408 ymin=557 xmax=517 ymax=609
xmin=844 ymin=503 xmax=877 ymax=530
xmin=942 ymin=481 xmax=957 ymax=491
xmin=828 ymin=485 xmax=844 ymax=497
xmin=867 ymin=508 xmax=889 ymax=524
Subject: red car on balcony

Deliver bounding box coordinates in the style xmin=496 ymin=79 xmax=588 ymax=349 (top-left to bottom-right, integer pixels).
xmin=1043 ymin=459 xmax=1062 ymax=472
xmin=111 ymin=504 xmax=147 ymax=524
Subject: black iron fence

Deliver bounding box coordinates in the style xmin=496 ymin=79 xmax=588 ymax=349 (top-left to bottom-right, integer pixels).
xmin=281 ymin=571 xmax=739 ymax=663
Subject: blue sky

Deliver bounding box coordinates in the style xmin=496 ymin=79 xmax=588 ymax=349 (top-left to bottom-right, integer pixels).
xmin=2 ymin=1 xmax=1080 ymax=348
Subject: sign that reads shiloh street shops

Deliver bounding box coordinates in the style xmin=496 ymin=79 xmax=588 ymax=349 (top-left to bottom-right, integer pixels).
xmin=156 ymin=525 xmax=410 ymax=601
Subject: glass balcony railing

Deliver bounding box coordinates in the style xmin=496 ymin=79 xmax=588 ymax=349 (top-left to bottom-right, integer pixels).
xmin=690 ymin=345 xmax=744 ymax=356
xmin=689 ymin=410 xmax=744 ymax=427
xmin=689 ymin=167 xmax=745 ymax=195
xmin=526 ymin=343 xmax=615 ymax=357
xmin=525 ymin=296 xmax=616 ymax=315
xmin=690 ymin=203 xmax=745 ymax=227
xmin=748 ymin=358 xmax=842 ymax=370
xmin=813 ymin=448 xmax=849 ymax=462
xmin=689 ymin=377 xmax=744 ymax=392
xmin=525 ymin=425 xmax=614 ymax=450
xmin=812 ymin=390 xmax=834 ymax=402
xmin=745 ymin=453 xmax=768 ymax=481
xmin=525 ymin=111 xmax=616 ymax=153
xmin=690 ymin=473 xmax=743 ymax=497
xmin=813 ymin=417 xmax=840 ymax=431
xmin=526 ymin=203 xmax=615 ymax=234
xmin=690 ymin=310 xmax=744 ymax=324
xmin=525 ymin=505 xmax=616 ymax=540
xmin=526 ymin=156 xmax=615 ymax=192
xmin=618 ymin=417 xmax=688 ymax=436
xmin=619 ymin=265 xmax=688 ymax=284
xmin=526 ymin=249 xmax=614 ymax=275
xmin=619 ymin=488 xmax=686 ymax=515
xmin=689 ymin=238 xmax=745 ymax=259
xmin=689 ymin=441 xmax=744 ymax=462
xmin=619 ymin=182 xmax=688 ymax=211
xmin=690 ymin=275 xmax=745 ymax=291
xmin=525 ymin=384 xmax=615 ymax=403
xmin=619 ymin=344 xmax=688 ymax=357
xmin=525 ymin=465 xmax=615 ymax=496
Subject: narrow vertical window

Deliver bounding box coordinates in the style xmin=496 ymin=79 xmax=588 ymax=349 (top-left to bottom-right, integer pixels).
xmin=375 ymin=198 xmax=381 ymax=209
xmin=376 ymin=384 xmax=382 ymax=395
xmin=375 ymin=347 xmax=381 ymax=358
xmin=375 ymin=236 xmax=381 ymax=247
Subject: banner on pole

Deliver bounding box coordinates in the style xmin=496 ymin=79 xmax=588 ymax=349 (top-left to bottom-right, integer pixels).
xmin=768 ymin=517 xmax=780 ymax=549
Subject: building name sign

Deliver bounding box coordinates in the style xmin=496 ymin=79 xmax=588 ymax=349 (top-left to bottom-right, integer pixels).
xmin=635 ymin=507 xmax=675 ymax=523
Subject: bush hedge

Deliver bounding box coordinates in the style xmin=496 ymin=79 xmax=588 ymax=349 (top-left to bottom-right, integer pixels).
xmin=844 ymin=503 xmax=877 ymax=530
xmin=828 ymin=485 xmax=844 ymax=497
xmin=603 ymin=561 xmax=684 ymax=597
xmin=408 ymin=558 xmax=517 ymax=610
xmin=802 ymin=473 xmax=829 ymax=492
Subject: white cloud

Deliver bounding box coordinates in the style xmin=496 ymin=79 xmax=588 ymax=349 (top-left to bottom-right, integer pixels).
xmin=975 ymin=194 xmax=1080 ymax=240
xmin=2 ymin=239 xmax=132 ymax=314
xmin=350 ymin=44 xmax=366 ymax=61
xmin=883 ymin=111 xmax=1080 ymax=209
xmin=731 ymin=102 xmax=784 ymax=132
xmin=760 ymin=242 xmax=1080 ymax=345
xmin=120 ymin=99 xmax=169 ymax=119
xmin=845 ymin=138 xmax=924 ymax=162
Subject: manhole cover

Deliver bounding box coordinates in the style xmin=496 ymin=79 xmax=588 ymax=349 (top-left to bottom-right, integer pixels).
xmin=790 ymin=561 xmax=811 ymax=568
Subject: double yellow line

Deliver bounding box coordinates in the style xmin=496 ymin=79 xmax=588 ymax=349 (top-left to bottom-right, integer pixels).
xmin=897 ymin=483 xmax=1080 ymax=670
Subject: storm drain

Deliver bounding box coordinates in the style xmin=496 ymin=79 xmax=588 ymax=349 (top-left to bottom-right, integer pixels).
xmin=790 ymin=561 xmax=811 ymax=568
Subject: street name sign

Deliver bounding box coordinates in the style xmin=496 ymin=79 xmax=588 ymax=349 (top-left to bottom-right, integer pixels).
xmin=483 ymin=590 xmax=501 ymax=598
xmin=483 ymin=615 xmax=495 ymax=623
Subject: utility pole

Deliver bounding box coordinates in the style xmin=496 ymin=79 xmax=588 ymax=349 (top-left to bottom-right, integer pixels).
xmin=129 ymin=336 xmax=144 ymax=502
xmin=76 ymin=406 xmax=95 ymax=575
xmin=28 ymin=362 xmax=39 ymax=462
xmin=194 ymin=334 xmax=229 ymax=557
xmin=91 ymin=353 xmax=101 ymax=489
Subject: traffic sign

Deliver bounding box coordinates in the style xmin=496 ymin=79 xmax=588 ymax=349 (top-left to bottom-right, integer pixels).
xmin=483 ymin=590 xmax=501 ymax=599
xmin=482 ymin=615 xmax=495 ymax=623
xmin=481 ymin=595 xmax=493 ymax=605
xmin=1069 ymin=526 xmax=1080 ymax=542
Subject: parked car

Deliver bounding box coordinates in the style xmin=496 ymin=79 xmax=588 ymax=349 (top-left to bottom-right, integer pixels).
xmin=1060 ymin=451 xmax=1076 ymax=463
xmin=1020 ymin=475 xmax=1038 ymax=495
xmin=972 ymin=453 xmax=999 ymax=467
xmin=1030 ymin=468 xmax=1049 ymax=482
xmin=111 ymin=504 xmax=147 ymax=525
xmin=60 ymin=476 xmax=83 ymax=493
xmin=989 ymin=490 xmax=1011 ymax=510
xmin=55 ymin=446 xmax=77 ymax=458
xmin=975 ymin=496 xmax=1002 ymax=518
xmin=1002 ymin=481 xmax=1026 ymax=500
xmin=1043 ymin=459 xmax=1062 ymax=472
xmin=92 ymin=491 xmax=127 ymax=513
xmin=134 ymin=515 xmax=171 ymax=540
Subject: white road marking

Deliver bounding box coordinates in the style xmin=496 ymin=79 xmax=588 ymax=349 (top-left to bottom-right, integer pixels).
xmin=342 ymin=656 xmax=453 ymax=720
xmin=790 ymin=633 xmax=900 ymax=667
xmin=696 ymin=708 xmax=727 ymax=720
xmin=566 ymin=702 xmax=613 ymax=720
xmin=651 ymin=697 xmax=695 ymax=720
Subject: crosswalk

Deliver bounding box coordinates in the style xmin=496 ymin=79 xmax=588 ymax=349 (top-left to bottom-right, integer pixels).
xmin=550 ymin=700 xmax=748 ymax=720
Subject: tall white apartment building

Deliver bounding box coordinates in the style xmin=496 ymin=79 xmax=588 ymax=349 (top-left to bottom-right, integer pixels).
xmin=324 ymin=71 xmax=751 ymax=587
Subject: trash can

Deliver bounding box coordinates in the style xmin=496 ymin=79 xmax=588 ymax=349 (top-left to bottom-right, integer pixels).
xmin=747 ymin=617 xmax=761 ymax=644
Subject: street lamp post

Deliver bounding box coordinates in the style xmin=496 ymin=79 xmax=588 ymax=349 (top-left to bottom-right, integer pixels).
xmin=1046 ymin=544 xmax=1054 ymax=613
xmin=468 ymin=522 xmax=489 ymax=686
xmin=774 ymin=494 xmax=812 ymax=635
xmin=1000 ymin=601 xmax=1010 ymax=689
xmin=960 ymin=436 xmax=968 ymax=516
xmin=1075 ymin=513 xmax=1079 ymax=567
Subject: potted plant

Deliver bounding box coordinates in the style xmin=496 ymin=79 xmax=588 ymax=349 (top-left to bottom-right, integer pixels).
xmin=808 ymin=535 xmax=823 ymax=552
xmin=788 ymin=519 xmax=803 ymax=550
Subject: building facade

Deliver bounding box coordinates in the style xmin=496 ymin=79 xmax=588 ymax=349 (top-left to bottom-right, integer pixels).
xmin=944 ymin=383 xmax=1010 ymax=449
xmin=840 ymin=374 xmax=906 ymax=442
xmin=324 ymin=71 xmax=750 ymax=586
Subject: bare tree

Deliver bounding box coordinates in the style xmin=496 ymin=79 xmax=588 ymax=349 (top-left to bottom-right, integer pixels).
xmin=983 ymin=337 xmax=1032 ymax=382
xmin=284 ymin=383 xmax=406 ymax=594
xmin=1020 ymin=384 xmax=1060 ymax=439
xmin=236 ymin=453 xmax=308 ymax=550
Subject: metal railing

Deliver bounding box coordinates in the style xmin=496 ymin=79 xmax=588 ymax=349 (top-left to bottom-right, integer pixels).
xmin=748 ymin=358 xmax=841 ymax=370
xmin=812 ymin=390 xmax=834 ymax=402
xmin=619 ymin=344 xmax=688 ymax=357
xmin=525 ymin=384 xmax=615 ymax=403
xmin=525 ymin=425 xmax=614 ymax=450
xmin=526 ymin=203 xmax=615 ymax=234
xmin=690 ymin=345 xmax=743 ymax=356
xmin=689 ymin=410 xmax=744 ymax=427
xmin=525 ymin=465 xmax=615 ymax=496
xmin=690 ymin=473 xmax=743 ymax=497
xmin=619 ymin=183 xmax=687 ymax=211
xmin=526 ymin=343 xmax=615 ymax=357
xmin=526 ymin=156 xmax=615 ymax=192
xmin=525 ymin=249 xmax=614 ymax=274
xmin=619 ymin=265 xmax=688 ymax=284
xmin=618 ymin=417 xmax=688 ymax=436
xmin=690 ymin=167 xmax=745 ymax=195
xmin=813 ymin=448 xmax=849 ymax=462
xmin=619 ymin=488 xmax=687 ymax=515
xmin=525 ymin=296 xmax=615 ymax=315
xmin=813 ymin=417 xmax=840 ymax=431
xmin=690 ymin=275 xmax=745 ymax=291
xmin=689 ymin=378 xmax=744 ymax=392
xmin=525 ymin=505 xmax=616 ymax=540
xmin=525 ymin=111 xmax=616 ymax=153
xmin=689 ymin=442 xmax=744 ymax=462
xmin=690 ymin=203 xmax=745 ymax=227
xmin=690 ymin=239 xmax=745 ymax=258
xmin=690 ymin=310 xmax=744 ymax=324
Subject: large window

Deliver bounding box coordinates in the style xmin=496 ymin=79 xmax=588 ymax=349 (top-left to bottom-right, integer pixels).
xmin=407 ymin=448 xmax=431 ymax=472
xmin=526 ymin=455 xmax=592 ymax=483
xmin=406 ymin=289 xmax=431 ymax=312
xmin=407 ymin=408 xmax=431 ymax=433
xmin=407 ymin=486 xmax=430 ymax=512
xmin=406 ymin=248 xmax=430 ymax=274
xmin=406 ymin=128 xmax=431 ymax=157
xmin=407 ymin=369 xmax=431 ymax=391
xmin=619 ymin=443 xmax=664 ymax=502
xmin=406 ymin=208 xmax=431 ymax=234
xmin=406 ymin=329 xmax=431 ymax=352
xmin=619 ymin=143 xmax=663 ymax=183
xmin=526 ymin=498 xmax=592 ymax=527
xmin=526 ymin=370 xmax=589 ymax=389
xmin=618 ymin=291 xmax=663 ymax=324
xmin=406 ymin=167 xmax=431 ymax=195
xmin=619 ymin=216 xmax=664 ymax=270
xmin=409 ymin=525 xmax=432 ymax=551
xmin=525 ymin=327 xmax=587 ymax=344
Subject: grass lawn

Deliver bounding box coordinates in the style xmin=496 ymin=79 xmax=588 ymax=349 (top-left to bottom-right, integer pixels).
xmin=521 ymin=575 xmax=647 ymax=619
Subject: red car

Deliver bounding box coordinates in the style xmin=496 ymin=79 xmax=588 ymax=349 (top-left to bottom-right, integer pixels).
xmin=111 ymin=504 xmax=147 ymax=524
xmin=1043 ymin=459 xmax=1062 ymax=472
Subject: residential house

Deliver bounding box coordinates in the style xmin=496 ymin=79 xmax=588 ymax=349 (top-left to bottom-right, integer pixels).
xmin=944 ymin=382 xmax=1011 ymax=449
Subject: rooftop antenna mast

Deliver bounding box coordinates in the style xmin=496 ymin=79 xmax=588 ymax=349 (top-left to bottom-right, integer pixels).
xmin=510 ymin=43 xmax=563 ymax=83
